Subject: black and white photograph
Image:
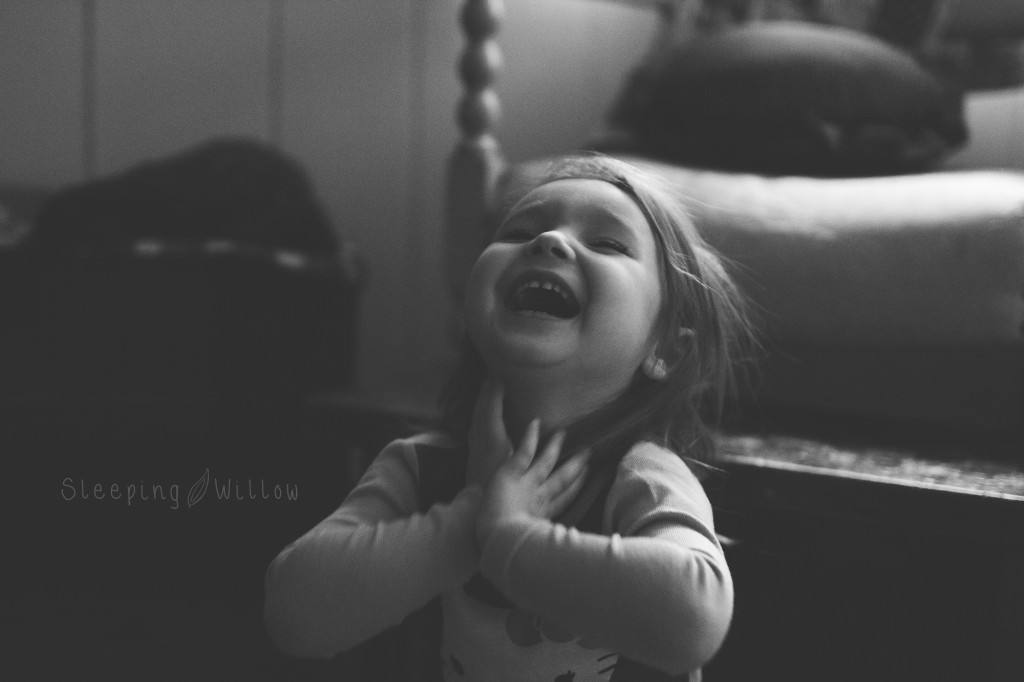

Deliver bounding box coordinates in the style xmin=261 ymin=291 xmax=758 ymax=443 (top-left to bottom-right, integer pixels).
xmin=4 ymin=1 xmax=1024 ymax=681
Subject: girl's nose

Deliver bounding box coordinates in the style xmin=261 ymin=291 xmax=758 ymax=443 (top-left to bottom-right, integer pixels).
xmin=528 ymin=231 xmax=574 ymax=261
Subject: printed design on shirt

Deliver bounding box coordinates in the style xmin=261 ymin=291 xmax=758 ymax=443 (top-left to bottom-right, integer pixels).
xmin=449 ymin=580 xmax=619 ymax=680
xmin=505 ymin=607 xmax=618 ymax=679
xmin=461 ymin=573 xmax=607 ymax=652
xmin=505 ymin=606 xmax=604 ymax=650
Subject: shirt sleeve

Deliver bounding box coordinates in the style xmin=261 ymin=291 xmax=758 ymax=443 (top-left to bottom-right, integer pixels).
xmin=263 ymin=435 xmax=482 ymax=659
xmin=477 ymin=442 xmax=733 ymax=676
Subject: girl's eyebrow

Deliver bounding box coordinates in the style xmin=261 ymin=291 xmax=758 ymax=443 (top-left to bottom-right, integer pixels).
xmin=594 ymin=206 xmax=640 ymax=229
xmin=512 ymin=197 xmax=635 ymax=226
xmin=506 ymin=199 xmax=550 ymax=219
xmin=585 ymin=205 xmax=646 ymax=242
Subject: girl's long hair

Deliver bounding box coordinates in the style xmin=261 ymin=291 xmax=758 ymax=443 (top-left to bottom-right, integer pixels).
xmin=441 ymin=154 xmax=757 ymax=477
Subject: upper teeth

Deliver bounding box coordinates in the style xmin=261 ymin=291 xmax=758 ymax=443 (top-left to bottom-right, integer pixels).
xmin=518 ymin=279 xmax=571 ymax=301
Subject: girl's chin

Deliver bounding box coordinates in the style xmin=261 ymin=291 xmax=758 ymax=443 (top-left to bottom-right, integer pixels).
xmin=466 ymin=307 xmax=584 ymax=368
xmin=477 ymin=330 xmax=579 ymax=371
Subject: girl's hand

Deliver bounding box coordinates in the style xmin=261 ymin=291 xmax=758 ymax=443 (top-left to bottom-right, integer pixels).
xmin=466 ymin=377 xmax=513 ymax=489
xmin=476 ymin=419 xmax=591 ymax=549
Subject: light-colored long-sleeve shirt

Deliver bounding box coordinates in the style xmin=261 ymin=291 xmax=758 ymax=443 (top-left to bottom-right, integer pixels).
xmin=264 ymin=432 xmax=733 ymax=681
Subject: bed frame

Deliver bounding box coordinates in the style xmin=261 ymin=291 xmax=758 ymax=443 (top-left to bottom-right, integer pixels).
xmin=445 ymin=0 xmax=506 ymax=300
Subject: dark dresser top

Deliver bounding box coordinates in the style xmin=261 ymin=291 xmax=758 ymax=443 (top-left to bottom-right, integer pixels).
xmin=718 ymin=434 xmax=1024 ymax=501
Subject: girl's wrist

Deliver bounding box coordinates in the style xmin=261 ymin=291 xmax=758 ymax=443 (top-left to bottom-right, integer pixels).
xmin=476 ymin=510 xmax=518 ymax=557
xmin=476 ymin=493 xmax=533 ymax=551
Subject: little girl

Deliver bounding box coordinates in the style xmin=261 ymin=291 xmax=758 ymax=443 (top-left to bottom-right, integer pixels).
xmin=264 ymin=154 xmax=752 ymax=681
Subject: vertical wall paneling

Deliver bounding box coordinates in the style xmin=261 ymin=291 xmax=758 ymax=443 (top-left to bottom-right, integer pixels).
xmin=82 ymin=0 xmax=97 ymax=178
xmin=93 ymin=0 xmax=271 ymax=175
xmin=266 ymin=0 xmax=284 ymax=146
xmin=0 ymin=0 xmax=86 ymax=186
xmin=403 ymin=0 xmax=436 ymax=395
xmin=280 ymin=0 xmax=415 ymax=392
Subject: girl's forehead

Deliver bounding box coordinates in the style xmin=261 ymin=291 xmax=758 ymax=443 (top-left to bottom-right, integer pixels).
xmin=514 ymin=178 xmax=650 ymax=226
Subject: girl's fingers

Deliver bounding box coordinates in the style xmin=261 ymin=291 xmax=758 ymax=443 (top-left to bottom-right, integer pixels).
xmin=547 ymin=457 xmax=591 ymax=518
xmin=545 ymin=449 xmax=590 ymax=493
xmin=529 ymin=430 xmax=567 ymax=480
xmin=511 ymin=418 xmax=541 ymax=472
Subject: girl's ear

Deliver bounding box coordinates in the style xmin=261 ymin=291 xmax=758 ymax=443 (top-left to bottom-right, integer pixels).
xmin=642 ymin=327 xmax=695 ymax=381
xmin=642 ymin=354 xmax=669 ymax=381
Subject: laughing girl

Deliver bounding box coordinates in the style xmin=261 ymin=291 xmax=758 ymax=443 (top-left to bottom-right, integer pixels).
xmin=264 ymin=154 xmax=753 ymax=681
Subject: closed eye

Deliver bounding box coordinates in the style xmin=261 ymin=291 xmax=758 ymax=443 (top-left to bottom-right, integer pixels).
xmin=590 ymin=238 xmax=631 ymax=255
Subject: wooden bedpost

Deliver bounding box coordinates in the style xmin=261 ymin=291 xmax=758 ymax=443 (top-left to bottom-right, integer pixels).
xmin=446 ymin=0 xmax=506 ymax=304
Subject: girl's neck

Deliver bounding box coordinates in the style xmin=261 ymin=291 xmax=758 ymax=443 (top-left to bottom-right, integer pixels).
xmin=499 ymin=369 xmax=624 ymax=444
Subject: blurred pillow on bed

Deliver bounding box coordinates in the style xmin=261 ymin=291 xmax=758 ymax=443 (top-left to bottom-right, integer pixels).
xmin=598 ymin=21 xmax=968 ymax=176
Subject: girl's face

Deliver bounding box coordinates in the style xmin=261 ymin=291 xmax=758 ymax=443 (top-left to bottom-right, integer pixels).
xmin=465 ymin=178 xmax=664 ymax=397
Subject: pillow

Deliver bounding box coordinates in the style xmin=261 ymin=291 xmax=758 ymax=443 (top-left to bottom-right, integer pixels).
xmin=600 ymin=21 xmax=968 ymax=176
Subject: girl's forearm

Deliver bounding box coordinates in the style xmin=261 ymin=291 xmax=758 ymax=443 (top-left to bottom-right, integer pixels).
xmin=264 ymin=486 xmax=482 ymax=659
xmin=479 ymin=519 xmax=733 ymax=676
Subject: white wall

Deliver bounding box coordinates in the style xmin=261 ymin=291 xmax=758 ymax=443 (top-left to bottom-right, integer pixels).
xmin=947 ymin=87 xmax=1024 ymax=171
xmin=1 ymin=0 xmax=1020 ymax=402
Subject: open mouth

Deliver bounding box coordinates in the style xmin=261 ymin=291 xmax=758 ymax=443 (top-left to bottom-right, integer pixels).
xmin=506 ymin=273 xmax=581 ymax=319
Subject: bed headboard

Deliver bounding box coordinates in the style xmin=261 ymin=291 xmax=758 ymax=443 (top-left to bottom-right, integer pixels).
xmin=445 ymin=0 xmax=506 ymax=302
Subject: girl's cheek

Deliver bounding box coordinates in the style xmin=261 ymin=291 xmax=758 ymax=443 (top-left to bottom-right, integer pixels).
xmin=464 ymin=257 xmax=499 ymax=339
xmin=465 ymin=253 xmax=493 ymax=293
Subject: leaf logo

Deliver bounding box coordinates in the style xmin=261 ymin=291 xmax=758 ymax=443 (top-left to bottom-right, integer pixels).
xmin=188 ymin=468 xmax=210 ymax=508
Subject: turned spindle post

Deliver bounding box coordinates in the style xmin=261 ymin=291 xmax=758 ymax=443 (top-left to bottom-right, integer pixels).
xmin=446 ymin=0 xmax=506 ymax=304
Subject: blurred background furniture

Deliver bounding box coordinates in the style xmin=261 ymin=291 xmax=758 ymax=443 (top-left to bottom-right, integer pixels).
xmin=5 ymin=137 xmax=387 ymax=680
